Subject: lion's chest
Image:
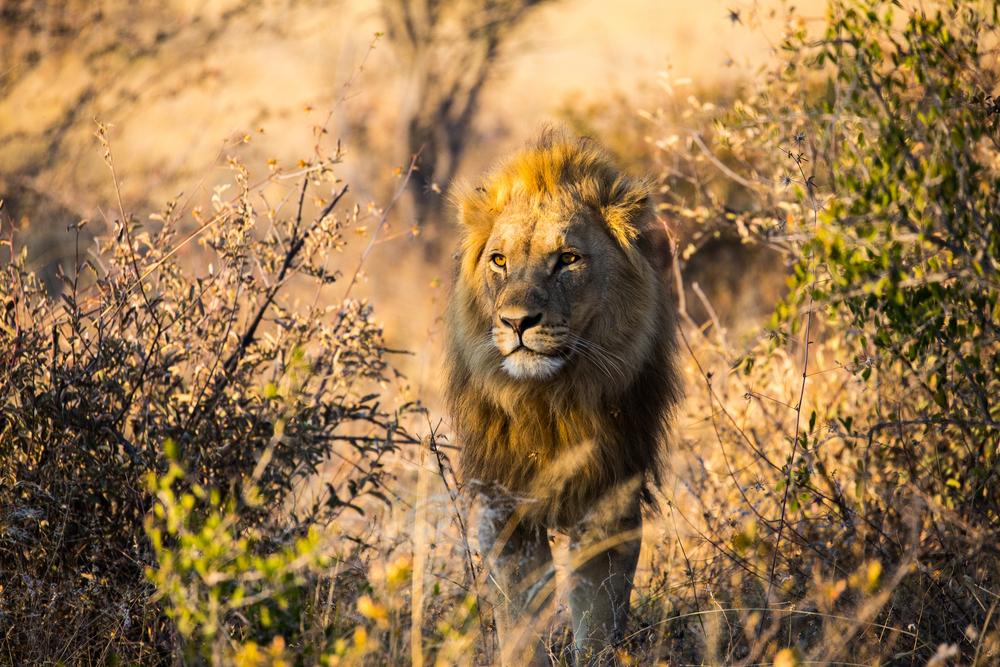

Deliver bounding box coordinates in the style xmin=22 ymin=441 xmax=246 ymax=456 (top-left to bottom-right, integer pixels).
xmin=457 ymin=384 xmax=643 ymax=525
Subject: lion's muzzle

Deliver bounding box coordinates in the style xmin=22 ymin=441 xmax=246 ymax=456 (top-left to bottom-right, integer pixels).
xmin=493 ymin=306 xmax=567 ymax=380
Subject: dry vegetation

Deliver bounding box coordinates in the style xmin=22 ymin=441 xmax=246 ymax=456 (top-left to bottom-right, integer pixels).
xmin=1 ymin=1 xmax=999 ymax=665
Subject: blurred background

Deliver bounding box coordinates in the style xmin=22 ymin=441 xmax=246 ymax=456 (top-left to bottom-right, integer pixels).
xmin=1 ymin=0 xmax=808 ymax=395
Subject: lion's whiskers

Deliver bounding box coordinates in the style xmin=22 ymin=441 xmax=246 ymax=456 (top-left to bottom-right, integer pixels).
xmin=564 ymin=332 xmax=627 ymax=383
xmin=563 ymin=340 xmax=615 ymax=381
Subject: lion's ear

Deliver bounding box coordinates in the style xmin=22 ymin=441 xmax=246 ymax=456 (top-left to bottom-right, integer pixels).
xmin=601 ymin=178 xmax=652 ymax=248
xmin=604 ymin=178 xmax=674 ymax=274
xmin=456 ymin=185 xmax=496 ymax=239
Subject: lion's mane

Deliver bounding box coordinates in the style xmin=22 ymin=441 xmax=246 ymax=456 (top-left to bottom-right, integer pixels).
xmin=445 ymin=134 xmax=682 ymax=528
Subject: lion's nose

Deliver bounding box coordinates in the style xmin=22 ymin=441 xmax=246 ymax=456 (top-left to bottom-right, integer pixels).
xmin=499 ymin=310 xmax=543 ymax=337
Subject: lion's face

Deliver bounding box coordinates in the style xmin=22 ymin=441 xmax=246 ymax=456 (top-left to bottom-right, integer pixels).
xmin=449 ymin=136 xmax=673 ymax=403
xmin=477 ymin=200 xmax=625 ymax=381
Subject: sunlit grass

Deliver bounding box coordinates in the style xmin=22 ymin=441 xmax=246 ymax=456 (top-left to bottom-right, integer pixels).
xmin=2 ymin=1 xmax=998 ymax=665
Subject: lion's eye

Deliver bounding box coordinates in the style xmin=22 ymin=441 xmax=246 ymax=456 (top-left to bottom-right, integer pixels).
xmin=489 ymin=253 xmax=507 ymax=269
xmin=558 ymin=252 xmax=580 ymax=266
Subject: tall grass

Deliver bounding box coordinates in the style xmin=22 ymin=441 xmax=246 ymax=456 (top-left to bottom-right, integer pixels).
xmin=1 ymin=1 xmax=998 ymax=665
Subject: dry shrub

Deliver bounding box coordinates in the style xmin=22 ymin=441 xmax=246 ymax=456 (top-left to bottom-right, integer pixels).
xmin=0 ymin=126 xmax=421 ymax=663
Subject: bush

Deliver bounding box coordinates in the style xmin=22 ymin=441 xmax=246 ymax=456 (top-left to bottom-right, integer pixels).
xmin=773 ymin=2 xmax=1000 ymax=655
xmin=626 ymin=0 xmax=998 ymax=662
xmin=0 ymin=128 xmax=420 ymax=663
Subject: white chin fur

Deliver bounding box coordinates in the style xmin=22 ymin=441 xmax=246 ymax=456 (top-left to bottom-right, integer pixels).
xmin=501 ymin=351 xmax=565 ymax=380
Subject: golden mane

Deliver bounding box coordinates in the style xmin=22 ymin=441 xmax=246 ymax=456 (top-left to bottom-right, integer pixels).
xmin=446 ymin=133 xmax=681 ymax=528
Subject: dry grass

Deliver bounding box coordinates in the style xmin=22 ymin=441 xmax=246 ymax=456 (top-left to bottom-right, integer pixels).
xmin=2 ymin=1 xmax=998 ymax=665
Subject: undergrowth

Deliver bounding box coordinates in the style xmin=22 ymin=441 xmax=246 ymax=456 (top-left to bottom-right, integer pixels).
xmin=1 ymin=1 xmax=998 ymax=665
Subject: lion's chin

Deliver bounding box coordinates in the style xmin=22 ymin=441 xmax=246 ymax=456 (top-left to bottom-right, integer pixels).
xmin=500 ymin=349 xmax=565 ymax=380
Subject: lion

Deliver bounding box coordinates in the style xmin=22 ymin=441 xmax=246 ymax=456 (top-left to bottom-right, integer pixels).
xmin=445 ymin=132 xmax=682 ymax=664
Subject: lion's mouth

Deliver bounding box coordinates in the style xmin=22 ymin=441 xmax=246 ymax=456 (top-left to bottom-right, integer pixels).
xmin=510 ymin=343 xmax=554 ymax=356
xmin=501 ymin=346 xmax=566 ymax=380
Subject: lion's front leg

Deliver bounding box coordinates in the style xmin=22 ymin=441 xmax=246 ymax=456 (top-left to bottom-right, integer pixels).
xmin=567 ymin=497 xmax=642 ymax=664
xmin=478 ymin=499 xmax=555 ymax=666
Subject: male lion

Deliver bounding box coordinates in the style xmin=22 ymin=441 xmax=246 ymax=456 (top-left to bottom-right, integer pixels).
xmin=445 ymin=133 xmax=681 ymax=664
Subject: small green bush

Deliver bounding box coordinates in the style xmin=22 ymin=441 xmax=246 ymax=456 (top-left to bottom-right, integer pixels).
xmin=749 ymin=0 xmax=1000 ymax=609
xmin=144 ymin=444 xmax=331 ymax=663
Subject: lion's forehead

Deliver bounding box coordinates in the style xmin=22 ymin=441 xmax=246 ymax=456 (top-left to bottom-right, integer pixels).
xmin=491 ymin=211 xmax=575 ymax=257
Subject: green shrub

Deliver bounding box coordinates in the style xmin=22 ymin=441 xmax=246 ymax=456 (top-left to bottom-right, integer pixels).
xmin=753 ymin=0 xmax=1000 ymax=609
xmin=144 ymin=444 xmax=330 ymax=663
xmin=780 ymin=0 xmax=999 ymax=502
xmin=628 ymin=0 xmax=999 ymax=661
xmin=775 ymin=4 xmax=1000 ymax=655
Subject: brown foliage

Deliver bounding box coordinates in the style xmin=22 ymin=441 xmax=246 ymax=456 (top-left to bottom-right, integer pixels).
xmin=0 ymin=135 xmax=420 ymax=663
